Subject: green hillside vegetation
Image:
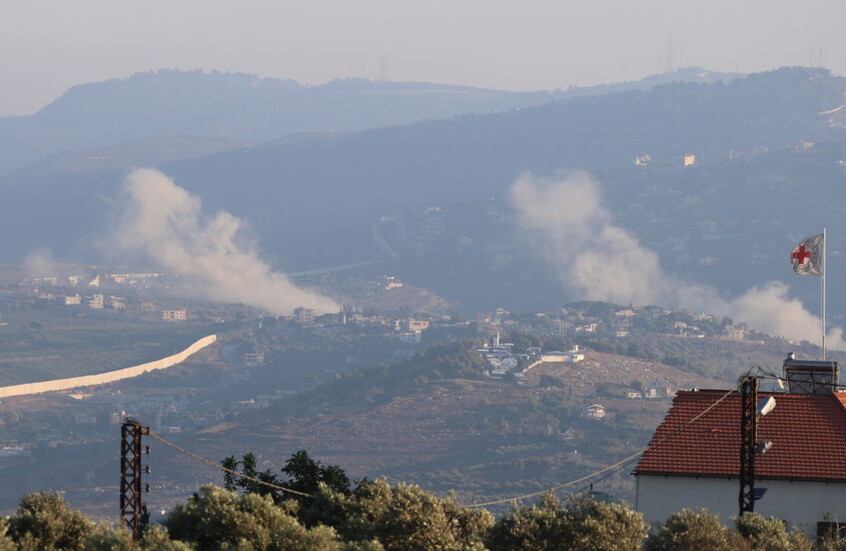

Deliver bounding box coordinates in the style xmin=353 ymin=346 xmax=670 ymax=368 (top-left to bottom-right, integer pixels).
xmin=277 ymin=340 xmax=488 ymax=411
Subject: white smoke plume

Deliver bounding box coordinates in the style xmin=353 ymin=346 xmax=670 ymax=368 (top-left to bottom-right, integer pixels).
xmin=114 ymin=168 xmax=338 ymax=315
xmin=510 ymin=170 xmax=845 ymax=349
xmin=23 ymin=248 xmax=59 ymax=279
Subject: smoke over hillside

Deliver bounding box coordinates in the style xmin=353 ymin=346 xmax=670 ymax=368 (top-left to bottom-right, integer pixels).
xmin=114 ymin=168 xmax=338 ymax=315
xmin=510 ymin=170 xmax=844 ymax=349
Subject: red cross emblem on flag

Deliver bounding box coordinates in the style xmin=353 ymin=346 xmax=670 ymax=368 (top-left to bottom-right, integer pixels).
xmin=792 ymin=246 xmax=811 ymax=265
xmin=791 ymin=234 xmax=823 ymax=276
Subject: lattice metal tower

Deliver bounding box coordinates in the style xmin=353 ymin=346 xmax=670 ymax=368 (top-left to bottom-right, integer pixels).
xmin=120 ymin=419 xmax=149 ymax=540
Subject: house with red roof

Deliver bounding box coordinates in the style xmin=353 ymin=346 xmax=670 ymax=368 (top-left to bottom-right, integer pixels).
xmin=634 ymin=357 xmax=846 ymax=537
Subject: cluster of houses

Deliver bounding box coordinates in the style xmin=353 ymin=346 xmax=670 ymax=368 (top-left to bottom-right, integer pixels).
xmin=475 ymin=333 xmax=586 ymax=378
xmin=474 ymin=304 xmax=750 ymax=343
xmin=291 ymin=305 xmax=432 ymax=344
xmin=626 ymin=380 xmax=677 ymax=400
xmin=633 ymin=153 xmax=696 ymax=167
xmin=21 ymin=273 xmax=188 ymax=321
xmin=634 ymin=140 xmax=826 ymax=171
xmin=33 ymin=272 xmax=162 ymax=289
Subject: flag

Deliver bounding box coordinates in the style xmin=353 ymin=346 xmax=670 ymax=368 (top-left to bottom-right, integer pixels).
xmin=791 ymin=233 xmax=824 ymax=276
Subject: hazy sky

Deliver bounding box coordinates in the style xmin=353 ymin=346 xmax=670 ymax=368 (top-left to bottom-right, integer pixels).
xmin=2 ymin=0 xmax=845 ymax=115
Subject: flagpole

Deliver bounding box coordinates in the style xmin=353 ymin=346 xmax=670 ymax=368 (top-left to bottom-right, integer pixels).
xmin=822 ymin=226 xmax=827 ymax=361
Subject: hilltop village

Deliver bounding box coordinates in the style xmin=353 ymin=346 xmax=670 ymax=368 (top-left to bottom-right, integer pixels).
xmin=0 ymin=265 xmax=781 ymax=449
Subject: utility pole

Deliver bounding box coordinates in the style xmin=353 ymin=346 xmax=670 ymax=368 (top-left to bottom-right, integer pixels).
xmin=739 ymin=375 xmax=758 ymax=515
xmin=120 ymin=419 xmax=150 ymax=540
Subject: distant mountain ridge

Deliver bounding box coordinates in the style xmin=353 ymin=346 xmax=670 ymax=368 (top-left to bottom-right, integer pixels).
xmin=0 ymin=67 xmax=741 ymax=176
xmin=2 ymin=67 xmax=842 ymax=315
xmin=153 ymin=67 xmax=844 ymax=229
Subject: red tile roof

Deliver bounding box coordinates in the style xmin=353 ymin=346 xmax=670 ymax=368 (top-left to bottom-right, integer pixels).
xmin=635 ymin=390 xmax=846 ymax=481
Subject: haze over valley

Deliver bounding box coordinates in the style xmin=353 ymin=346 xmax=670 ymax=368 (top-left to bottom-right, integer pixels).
xmin=3 ymin=3 xmax=846 ymax=546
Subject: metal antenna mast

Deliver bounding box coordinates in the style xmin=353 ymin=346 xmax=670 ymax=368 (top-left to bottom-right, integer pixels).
xmin=120 ymin=419 xmax=150 ymax=540
xmin=379 ymin=53 xmax=388 ymax=81
xmin=665 ymin=33 xmax=675 ymax=73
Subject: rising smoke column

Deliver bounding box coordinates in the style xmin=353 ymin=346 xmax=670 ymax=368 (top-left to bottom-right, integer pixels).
xmin=114 ymin=168 xmax=338 ymax=315
xmin=510 ymin=170 xmax=845 ymax=349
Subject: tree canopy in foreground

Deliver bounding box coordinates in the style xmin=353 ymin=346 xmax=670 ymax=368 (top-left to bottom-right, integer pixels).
xmin=0 ymin=449 xmax=827 ymax=550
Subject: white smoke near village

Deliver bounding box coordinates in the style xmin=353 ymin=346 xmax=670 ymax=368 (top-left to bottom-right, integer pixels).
xmin=113 ymin=168 xmax=338 ymax=315
xmin=510 ymin=170 xmax=846 ymax=350
xmin=23 ymin=248 xmax=60 ymax=279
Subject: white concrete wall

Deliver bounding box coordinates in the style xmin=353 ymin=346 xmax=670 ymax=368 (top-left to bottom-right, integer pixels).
xmin=0 ymin=335 xmax=217 ymax=398
xmin=522 ymin=360 xmax=543 ymax=373
xmin=637 ymin=474 xmax=846 ymax=534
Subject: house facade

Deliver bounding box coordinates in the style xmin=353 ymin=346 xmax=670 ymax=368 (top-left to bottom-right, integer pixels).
xmin=637 ymin=475 xmax=846 ymax=532
xmin=634 ymin=363 xmax=846 ymax=537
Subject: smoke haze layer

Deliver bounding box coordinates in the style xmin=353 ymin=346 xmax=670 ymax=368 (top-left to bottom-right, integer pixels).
xmin=114 ymin=168 xmax=338 ymax=315
xmin=510 ymin=170 xmax=844 ymax=349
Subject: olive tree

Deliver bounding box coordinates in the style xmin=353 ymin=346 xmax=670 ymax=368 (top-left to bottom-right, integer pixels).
xmin=0 ymin=519 xmax=16 ymax=551
xmin=733 ymin=513 xmax=812 ymax=551
xmin=487 ymin=494 xmax=647 ymax=551
xmin=312 ymin=479 xmax=493 ymax=551
xmin=6 ymin=492 xmax=94 ymax=551
xmin=645 ymin=509 xmax=750 ymax=551
xmin=164 ymin=485 xmax=344 ymax=551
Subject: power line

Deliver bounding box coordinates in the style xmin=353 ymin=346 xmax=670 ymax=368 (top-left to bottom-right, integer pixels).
xmin=466 ymin=448 xmax=647 ymax=508
xmin=465 ymin=376 xmax=747 ymax=508
xmin=138 ymin=368 xmax=757 ymax=511
xmin=146 ymin=429 xmax=312 ymax=498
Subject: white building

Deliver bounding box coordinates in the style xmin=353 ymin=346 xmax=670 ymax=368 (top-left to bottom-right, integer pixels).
xmin=292 ymin=307 xmax=314 ymax=325
xmin=162 ymin=309 xmax=188 ymax=321
xmin=488 ymin=356 xmax=519 ymax=376
xmin=567 ymin=345 xmax=585 ymax=363
xmin=644 ymin=380 xmax=675 ymax=398
xmin=635 ymin=359 xmax=846 ymax=538
xmin=541 ymin=351 xmax=568 ymax=362
xmin=541 ymin=345 xmax=584 ymax=364
xmin=581 ymin=404 xmax=605 ymax=419
xmin=477 ymin=334 xmax=515 ymax=362
xmin=397 ymin=332 xmax=422 ymax=344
